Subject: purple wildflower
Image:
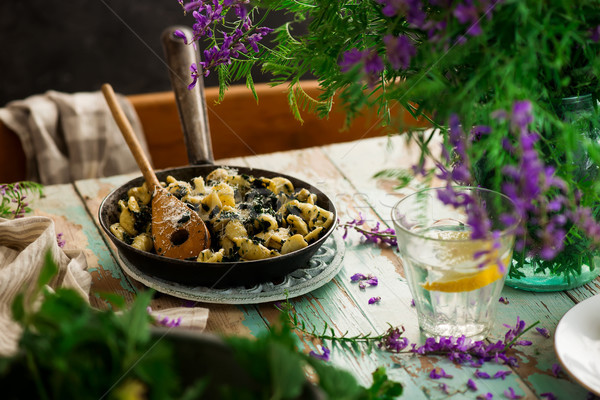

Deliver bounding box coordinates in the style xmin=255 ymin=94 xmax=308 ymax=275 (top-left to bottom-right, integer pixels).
xmin=366 ymin=276 xmax=379 ymax=286
xmin=410 ymin=298 xmax=416 ymax=307
xmin=368 ymin=296 xmax=381 ymax=304
xmin=159 ymin=316 xmax=182 ymax=328
xmin=147 ymin=306 xmax=182 ymax=328
xmin=499 ymin=297 xmax=510 ymax=304
xmin=503 ymin=316 xmax=526 ymax=345
xmin=341 ymin=213 xmax=367 ymax=239
xmin=379 ymin=326 xmax=409 ymax=352
xmin=183 ymin=1 xmax=204 ymax=13
xmin=56 ymin=233 xmax=66 ymax=248
xmin=498 ymin=103 xmax=574 ymax=258
xmin=351 ymin=273 xmax=379 ymax=289
xmin=572 ymin=207 xmax=600 ymax=247
xmin=384 ymin=35 xmax=416 ymax=70
xmin=339 ymin=48 xmax=384 ymax=87
xmin=536 ymin=327 xmax=550 ymax=338
xmin=472 ymin=125 xmax=492 ymax=139
xmin=454 ymin=2 xmax=482 ymax=36
xmin=364 ymin=50 xmax=385 ymax=86
xmin=541 ymin=393 xmax=557 ymax=400
xmin=591 ymin=25 xmax=600 ymax=42
xmin=309 ymin=345 xmax=330 ymax=362
xmin=350 ymin=273 xmax=368 ymax=282
xmin=181 ymin=0 xmax=272 ymax=77
xmin=504 ymin=387 xmax=522 ymax=399
xmin=188 ymin=63 xmax=200 ymax=88
xmin=360 ymin=222 xmax=397 ymax=246
xmin=511 ymin=100 xmax=534 ymax=133
xmin=173 ymin=29 xmax=188 ymax=44
xmin=375 ymin=0 xmax=426 ymax=27
xmin=475 ymin=370 xmax=491 ymax=379
xmin=467 ymin=378 xmax=477 ymax=391
xmin=429 ymin=367 xmax=453 ymax=379
xmin=379 ymin=317 xmax=534 ymax=369
xmin=493 ymin=370 xmax=512 ymax=380
xmin=476 ymin=394 xmax=493 ymax=400
xmin=189 ymin=1 xmax=225 ymax=39
xmin=247 ymin=27 xmax=273 ymax=52
xmin=551 ymin=363 xmax=562 ymax=377
xmin=339 ymin=48 xmax=364 ymax=72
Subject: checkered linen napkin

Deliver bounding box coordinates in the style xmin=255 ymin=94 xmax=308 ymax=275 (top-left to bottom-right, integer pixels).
xmin=0 ymin=90 xmax=150 ymax=184
xmin=0 ymin=216 xmax=209 ymax=357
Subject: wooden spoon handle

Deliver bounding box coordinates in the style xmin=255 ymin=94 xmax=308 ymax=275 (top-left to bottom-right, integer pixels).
xmin=101 ymin=83 xmax=161 ymax=189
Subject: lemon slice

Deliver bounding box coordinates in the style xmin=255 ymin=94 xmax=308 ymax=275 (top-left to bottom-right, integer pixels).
xmin=418 ymin=229 xmax=511 ymax=293
xmin=421 ymin=253 xmax=512 ymax=293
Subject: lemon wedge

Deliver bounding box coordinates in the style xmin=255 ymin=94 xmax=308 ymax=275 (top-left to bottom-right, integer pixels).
xmin=421 ymin=256 xmax=509 ymax=292
xmin=419 ymin=229 xmax=512 ymax=293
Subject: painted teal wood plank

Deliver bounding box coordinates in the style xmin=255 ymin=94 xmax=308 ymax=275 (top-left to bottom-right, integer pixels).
xmin=568 ymin=277 xmax=600 ymax=300
xmin=492 ymin=286 xmax=590 ymax=398
xmin=31 ymin=184 xmax=136 ymax=303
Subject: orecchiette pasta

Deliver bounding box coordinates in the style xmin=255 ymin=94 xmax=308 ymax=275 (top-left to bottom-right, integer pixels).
xmin=111 ymin=167 xmax=334 ymax=262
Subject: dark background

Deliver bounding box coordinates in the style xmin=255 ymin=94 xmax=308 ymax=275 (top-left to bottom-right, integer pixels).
xmin=0 ymin=1 xmax=289 ymax=107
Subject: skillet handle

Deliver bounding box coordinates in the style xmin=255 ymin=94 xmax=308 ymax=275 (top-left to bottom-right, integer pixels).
xmin=162 ymin=26 xmax=214 ymax=166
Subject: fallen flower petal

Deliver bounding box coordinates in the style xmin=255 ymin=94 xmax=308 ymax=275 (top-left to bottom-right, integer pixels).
xmin=493 ymin=370 xmax=512 ymax=380
xmin=350 ymin=273 xmax=368 ymax=281
xmin=504 ymin=387 xmax=522 ymax=399
xmin=551 ymin=363 xmax=562 ymax=377
xmin=368 ymin=296 xmax=381 ymax=304
xmin=309 ymin=345 xmax=331 ymax=362
xmin=429 ymin=367 xmax=453 ymax=379
xmin=475 ymin=370 xmax=491 ymax=379
xmin=536 ymin=327 xmax=550 ymax=338
xmin=467 ymin=378 xmax=477 ymax=391
xmin=499 ymin=297 xmax=510 ymax=304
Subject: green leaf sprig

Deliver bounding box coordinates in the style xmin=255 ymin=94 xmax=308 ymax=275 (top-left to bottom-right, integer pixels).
xmin=276 ymin=296 xmax=398 ymax=352
xmin=0 ymin=181 xmax=43 ymax=219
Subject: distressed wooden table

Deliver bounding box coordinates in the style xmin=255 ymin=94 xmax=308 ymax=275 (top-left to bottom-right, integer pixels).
xmin=31 ymin=136 xmax=600 ymax=399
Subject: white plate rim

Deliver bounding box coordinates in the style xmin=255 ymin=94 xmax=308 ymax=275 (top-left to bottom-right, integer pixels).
xmin=554 ymin=293 xmax=600 ymax=395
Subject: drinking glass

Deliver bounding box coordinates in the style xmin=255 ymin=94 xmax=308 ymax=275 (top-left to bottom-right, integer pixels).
xmin=392 ymin=186 xmax=520 ymax=339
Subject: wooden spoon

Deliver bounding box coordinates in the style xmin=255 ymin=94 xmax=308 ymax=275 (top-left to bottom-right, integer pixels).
xmin=101 ymin=83 xmax=210 ymax=260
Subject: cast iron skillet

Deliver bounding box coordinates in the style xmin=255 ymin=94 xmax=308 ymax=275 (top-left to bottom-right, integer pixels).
xmin=98 ymin=26 xmax=337 ymax=289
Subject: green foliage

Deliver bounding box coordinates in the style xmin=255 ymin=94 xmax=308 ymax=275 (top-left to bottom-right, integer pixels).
xmin=276 ymin=298 xmax=393 ymax=352
xmin=1 ymin=255 xmax=404 ymax=399
xmin=1 ymin=255 xmax=184 ymax=400
xmin=0 ymin=181 xmax=44 ymax=219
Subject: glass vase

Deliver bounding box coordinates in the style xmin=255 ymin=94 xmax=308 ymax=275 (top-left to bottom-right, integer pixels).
xmin=505 ymin=252 xmax=599 ymax=292
xmin=505 ymin=94 xmax=600 ymax=291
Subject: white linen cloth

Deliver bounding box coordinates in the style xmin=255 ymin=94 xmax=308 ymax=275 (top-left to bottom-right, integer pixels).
xmin=0 ymin=90 xmax=150 ymax=185
xmin=0 ymin=216 xmax=209 ymax=357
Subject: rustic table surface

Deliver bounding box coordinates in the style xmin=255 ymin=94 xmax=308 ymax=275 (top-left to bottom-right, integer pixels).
xmin=31 ymin=136 xmax=600 ymax=399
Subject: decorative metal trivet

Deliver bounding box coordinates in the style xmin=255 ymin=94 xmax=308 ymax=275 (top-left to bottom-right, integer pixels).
xmin=118 ymin=231 xmax=345 ymax=304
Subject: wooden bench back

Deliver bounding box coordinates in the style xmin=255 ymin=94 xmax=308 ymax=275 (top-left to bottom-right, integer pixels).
xmin=0 ymin=81 xmax=429 ymax=183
